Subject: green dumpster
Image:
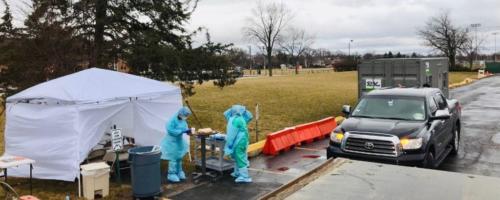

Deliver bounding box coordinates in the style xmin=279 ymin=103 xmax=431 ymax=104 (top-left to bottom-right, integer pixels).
xmin=486 ymin=62 xmax=500 ymax=73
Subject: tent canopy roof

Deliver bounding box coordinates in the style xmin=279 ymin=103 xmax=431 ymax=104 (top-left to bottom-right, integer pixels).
xmin=7 ymin=68 xmax=179 ymax=103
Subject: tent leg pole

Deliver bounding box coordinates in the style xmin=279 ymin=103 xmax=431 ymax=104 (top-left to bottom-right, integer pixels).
xmin=115 ymin=152 xmax=121 ymax=185
xmin=78 ymin=174 xmax=81 ymax=197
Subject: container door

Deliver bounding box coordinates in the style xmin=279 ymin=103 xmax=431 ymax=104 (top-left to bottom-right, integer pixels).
xmin=359 ymin=61 xmax=385 ymax=97
xmin=392 ymin=60 xmax=419 ymax=87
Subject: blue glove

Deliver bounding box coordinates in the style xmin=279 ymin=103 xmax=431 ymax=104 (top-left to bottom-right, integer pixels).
xmin=183 ymin=129 xmax=192 ymax=135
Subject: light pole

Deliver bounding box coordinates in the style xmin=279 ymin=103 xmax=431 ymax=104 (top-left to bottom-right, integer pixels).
xmin=348 ymin=39 xmax=354 ymax=58
xmin=493 ymin=32 xmax=498 ymax=62
xmin=470 ymin=23 xmax=481 ymax=62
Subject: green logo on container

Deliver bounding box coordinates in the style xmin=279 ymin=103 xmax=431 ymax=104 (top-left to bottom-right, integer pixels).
xmin=425 ymin=62 xmax=431 ymax=76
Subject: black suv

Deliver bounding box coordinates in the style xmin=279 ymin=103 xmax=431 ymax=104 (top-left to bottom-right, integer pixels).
xmin=327 ymin=88 xmax=461 ymax=168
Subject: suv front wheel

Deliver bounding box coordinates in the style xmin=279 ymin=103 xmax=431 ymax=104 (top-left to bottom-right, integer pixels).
xmin=421 ymin=150 xmax=435 ymax=169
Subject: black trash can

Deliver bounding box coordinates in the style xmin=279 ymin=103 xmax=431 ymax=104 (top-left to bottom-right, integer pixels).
xmin=128 ymin=145 xmax=162 ymax=198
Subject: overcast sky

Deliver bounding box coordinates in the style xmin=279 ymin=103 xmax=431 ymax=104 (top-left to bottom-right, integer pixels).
xmin=3 ymin=0 xmax=500 ymax=55
xmin=187 ymin=0 xmax=500 ymax=55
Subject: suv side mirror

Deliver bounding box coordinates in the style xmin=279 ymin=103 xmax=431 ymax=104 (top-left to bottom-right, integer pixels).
xmin=342 ymin=105 xmax=351 ymax=116
xmin=430 ymin=109 xmax=450 ymax=120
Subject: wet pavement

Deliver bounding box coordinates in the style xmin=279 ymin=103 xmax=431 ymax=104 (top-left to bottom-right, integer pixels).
xmin=168 ymin=139 xmax=329 ymax=200
xmin=439 ymin=76 xmax=500 ymax=177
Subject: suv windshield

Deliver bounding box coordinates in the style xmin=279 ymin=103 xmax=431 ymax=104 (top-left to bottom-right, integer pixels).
xmin=351 ymin=96 xmax=426 ymax=121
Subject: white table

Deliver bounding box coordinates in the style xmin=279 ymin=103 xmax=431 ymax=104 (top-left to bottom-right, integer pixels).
xmin=0 ymin=155 xmax=35 ymax=194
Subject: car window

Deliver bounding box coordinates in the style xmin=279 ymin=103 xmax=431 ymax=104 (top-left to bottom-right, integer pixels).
xmin=352 ymin=96 xmax=426 ymax=121
xmin=429 ymin=97 xmax=438 ymax=114
xmin=433 ymin=93 xmax=447 ymax=110
xmin=439 ymin=94 xmax=448 ymax=108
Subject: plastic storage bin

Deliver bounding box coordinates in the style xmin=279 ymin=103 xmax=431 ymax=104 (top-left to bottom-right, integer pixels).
xmin=80 ymin=162 xmax=110 ymax=200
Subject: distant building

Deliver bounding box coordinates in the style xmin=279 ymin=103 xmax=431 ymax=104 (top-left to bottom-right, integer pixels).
xmin=494 ymin=55 xmax=500 ymax=62
xmin=460 ymin=60 xmax=486 ymax=70
xmin=108 ymin=59 xmax=131 ymax=73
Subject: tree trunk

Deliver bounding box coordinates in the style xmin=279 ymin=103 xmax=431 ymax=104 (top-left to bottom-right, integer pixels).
xmin=92 ymin=0 xmax=107 ymax=68
xmin=469 ymin=56 xmax=474 ymax=71
xmin=267 ymin=49 xmax=273 ymax=77
xmin=448 ymin=54 xmax=456 ymax=69
xmin=295 ymin=59 xmax=299 ymax=75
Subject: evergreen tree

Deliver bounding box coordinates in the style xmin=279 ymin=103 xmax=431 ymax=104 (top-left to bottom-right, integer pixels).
xmin=1 ymin=0 xmax=86 ymax=95
xmin=71 ymin=0 xmax=235 ymax=94
xmin=396 ymin=52 xmax=402 ymax=58
xmin=0 ymin=0 xmax=13 ymax=38
xmin=388 ymin=51 xmax=394 ymax=58
xmin=0 ymin=0 xmax=236 ymax=98
xmin=0 ymin=0 xmax=15 ymax=112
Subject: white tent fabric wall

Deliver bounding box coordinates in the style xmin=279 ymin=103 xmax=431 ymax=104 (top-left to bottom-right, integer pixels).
xmin=4 ymin=68 xmax=182 ymax=181
xmin=5 ymin=103 xmax=80 ymax=181
xmin=132 ymin=95 xmax=182 ymax=145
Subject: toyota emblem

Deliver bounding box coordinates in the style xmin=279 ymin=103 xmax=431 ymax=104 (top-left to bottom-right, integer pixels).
xmin=364 ymin=142 xmax=375 ymax=150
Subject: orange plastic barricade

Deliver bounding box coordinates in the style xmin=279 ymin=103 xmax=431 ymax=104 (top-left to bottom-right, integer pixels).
xmin=316 ymin=117 xmax=337 ymax=137
xmin=295 ymin=122 xmax=321 ymax=144
xmin=262 ymin=117 xmax=337 ymax=155
xmin=263 ymin=128 xmax=296 ymax=155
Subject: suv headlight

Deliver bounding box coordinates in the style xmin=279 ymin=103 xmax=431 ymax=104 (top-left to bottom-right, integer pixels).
xmin=400 ymin=138 xmax=423 ymax=150
xmin=330 ymin=131 xmax=344 ymax=143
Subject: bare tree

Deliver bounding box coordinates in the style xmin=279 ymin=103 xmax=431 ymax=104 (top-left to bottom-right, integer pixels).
xmin=418 ymin=12 xmax=468 ymax=68
xmin=280 ymin=27 xmax=315 ymax=72
xmin=460 ymin=33 xmax=485 ymax=70
xmin=243 ymin=1 xmax=291 ymax=76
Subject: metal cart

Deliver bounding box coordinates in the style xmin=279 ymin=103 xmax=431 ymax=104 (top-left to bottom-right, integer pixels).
xmin=192 ymin=134 xmax=234 ymax=183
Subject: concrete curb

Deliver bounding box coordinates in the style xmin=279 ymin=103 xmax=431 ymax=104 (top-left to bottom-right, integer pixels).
xmin=247 ymin=139 xmax=266 ymax=157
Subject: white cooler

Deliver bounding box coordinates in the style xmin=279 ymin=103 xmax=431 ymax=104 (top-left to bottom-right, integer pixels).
xmin=80 ymin=162 xmax=110 ymax=200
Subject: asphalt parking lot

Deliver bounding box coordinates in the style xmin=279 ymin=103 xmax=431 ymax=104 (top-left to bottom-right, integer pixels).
xmin=440 ymin=76 xmax=500 ymax=177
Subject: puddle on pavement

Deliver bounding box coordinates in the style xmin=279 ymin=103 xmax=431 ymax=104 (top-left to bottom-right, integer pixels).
xmin=277 ymin=167 xmax=290 ymax=171
xmin=302 ymin=155 xmax=320 ymax=159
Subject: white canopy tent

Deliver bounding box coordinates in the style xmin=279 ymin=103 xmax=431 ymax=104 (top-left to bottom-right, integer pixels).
xmin=4 ymin=68 xmax=182 ymax=181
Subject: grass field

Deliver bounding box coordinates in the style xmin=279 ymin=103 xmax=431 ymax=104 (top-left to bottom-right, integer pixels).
xmin=0 ymin=71 xmax=479 ymax=199
xmin=187 ymin=71 xmax=357 ymax=142
xmin=449 ymin=72 xmax=477 ymax=84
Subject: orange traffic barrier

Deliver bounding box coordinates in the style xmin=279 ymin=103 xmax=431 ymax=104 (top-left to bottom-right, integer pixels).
xmin=263 ymin=117 xmax=338 ymax=156
xmin=295 ymin=122 xmax=322 ymax=144
xmin=263 ymin=128 xmax=296 ymax=155
xmin=316 ymin=117 xmax=337 ymax=136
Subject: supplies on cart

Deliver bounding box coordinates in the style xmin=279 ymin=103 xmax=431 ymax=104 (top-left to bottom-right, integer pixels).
xmin=209 ymin=133 xmax=226 ymax=141
xmin=193 ymin=132 xmax=234 ymax=173
xmin=196 ymin=128 xmax=215 ymax=136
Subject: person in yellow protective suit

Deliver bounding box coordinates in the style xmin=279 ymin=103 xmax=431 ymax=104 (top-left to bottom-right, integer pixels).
xmin=161 ymin=107 xmax=192 ymax=182
xmin=224 ymin=105 xmax=253 ymax=183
